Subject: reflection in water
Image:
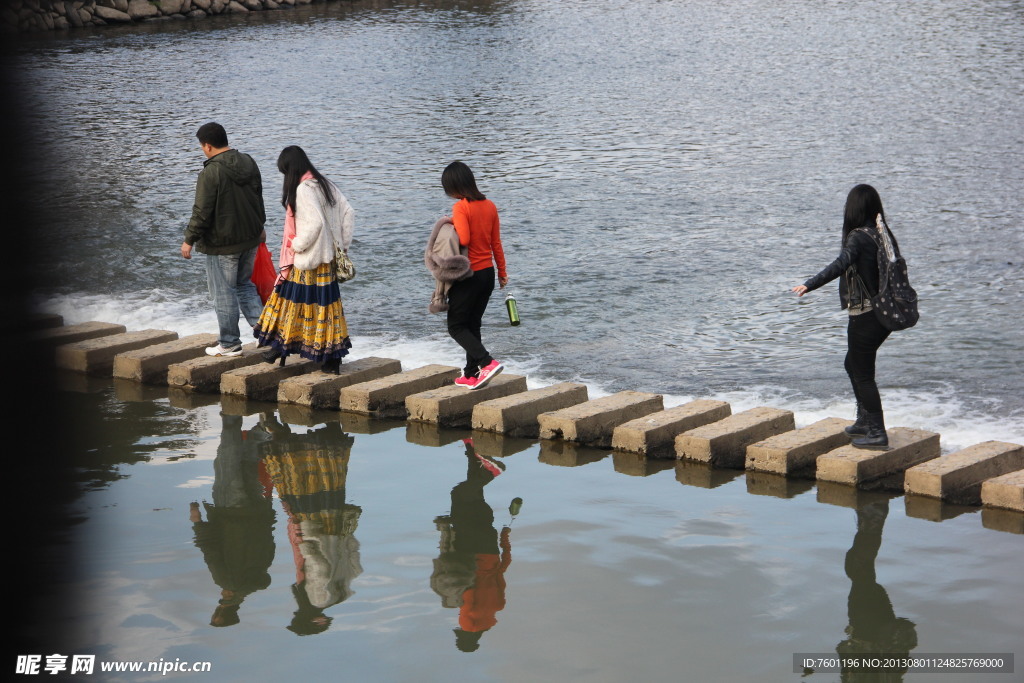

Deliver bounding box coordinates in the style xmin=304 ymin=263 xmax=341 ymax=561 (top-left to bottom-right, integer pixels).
xmin=836 ymin=499 xmax=918 ymax=682
xmin=260 ymin=413 xmax=362 ymax=636
xmin=432 ymin=439 xmax=513 ymax=653
xmin=189 ymin=413 xmax=276 ymax=628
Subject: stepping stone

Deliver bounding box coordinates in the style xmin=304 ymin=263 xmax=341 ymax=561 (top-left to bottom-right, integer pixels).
xmin=221 ymin=358 xmax=319 ymax=401
xmin=612 ymin=399 xmax=731 ymax=459
xmin=674 ymin=460 xmax=743 ymax=489
xmin=675 ymin=407 xmax=795 ymax=468
xmin=538 ymin=390 xmax=663 ymax=448
xmin=612 ymin=451 xmax=676 ymax=477
xmin=35 ymin=321 xmax=125 ymax=345
xmin=167 ymin=344 xmax=264 ymax=392
xmin=746 ymin=471 xmax=815 ymax=499
xmin=981 ymin=508 xmax=1024 ymax=535
xmin=278 ymin=357 xmax=402 ymax=409
xmin=55 ymin=329 xmax=178 ymax=375
xmin=30 ymin=313 xmax=63 ymax=329
xmin=113 ymin=333 xmax=219 ymax=384
xmin=904 ymin=441 xmax=1024 ymax=504
xmin=338 ymin=412 xmax=405 ymax=435
xmin=472 ymin=382 xmax=589 ymax=437
xmin=981 ymin=470 xmax=1024 ymax=512
xmin=339 ymin=364 xmax=460 ymax=418
xmin=407 ymin=374 xmax=527 ymax=428
xmin=745 ymin=417 xmax=853 ymax=475
xmin=816 ymin=427 xmax=940 ymax=488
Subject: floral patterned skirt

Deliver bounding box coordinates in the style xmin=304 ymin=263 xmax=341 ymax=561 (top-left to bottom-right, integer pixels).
xmin=254 ymin=261 xmax=352 ymax=362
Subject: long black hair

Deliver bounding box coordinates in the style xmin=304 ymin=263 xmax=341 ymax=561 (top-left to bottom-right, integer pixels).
xmin=842 ymin=184 xmax=887 ymax=243
xmin=277 ymin=146 xmax=335 ymax=212
xmin=441 ymin=161 xmax=486 ymax=201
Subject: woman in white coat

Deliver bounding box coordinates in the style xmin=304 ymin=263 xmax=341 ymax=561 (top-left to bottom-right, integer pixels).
xmin=255 ymin=146 xmax=353 ymax=373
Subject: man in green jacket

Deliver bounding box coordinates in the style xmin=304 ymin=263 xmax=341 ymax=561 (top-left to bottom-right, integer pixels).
xmin=181 ymin=122 xmax=266 ymax=356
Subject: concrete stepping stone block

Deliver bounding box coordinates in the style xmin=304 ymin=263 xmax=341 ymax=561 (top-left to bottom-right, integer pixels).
xmin=337 ymin=412 xmax=406 ymax=435
xmin=538 ymin=390 xmax=663 ymax=448
xmin=112 ymin=378 xmax=168 ymax=403
xmin=981 ymin=470 xmax=1024 ymax=512
xmin=55 ymin=329 xmax=178 ymax=375
xmin=612 ymin=451 xmax=676 ymax=477
xmin=167 ymin=344 xmax=264 ymax=392
xmin=407 ymin=374 xmax=527 ymax=427
xmin=816 ymin=482 xmax=900 ymax=510
xmin=221 ymin=358 xmax=319 ymax=401
xmin=981 ymin=508 xmax=1024 ymax=535
xmin=339 ymin=364 xmax=460 ymax=418
xmin=472 ymin=382 xmax=589 ymax=437
xmin=278 ymin=357 xmax=402 ymax=409
xmin=745 ymin=417 xmax=853 ymax=475
xmin=746 ymin=471 xmax=815 ymax=499
xmin=904 ymin=441 xmax=1024 ymax=504
xmin=113 ymin=333 xmax=219 ymax=384
xmin=36 ymin=321 xmax=125 ymax=345
xmin=675 ymin=407 xmax=795 ymax=468
xmin=30 ymin=313 xmax=64 ymax=329
xmin=816 ymin=427 xmax=940 ymax=487
xmin=674 ymin=460 xmax=743 ymax=489
xmin=219 ymin=393 xmax=280 ymax=417
xmin=612 ymin=399 xmax=731 ymax=459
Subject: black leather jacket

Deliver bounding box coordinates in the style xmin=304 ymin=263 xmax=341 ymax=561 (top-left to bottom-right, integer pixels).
xmin=803 ymin=228 xmax=882 ymax=310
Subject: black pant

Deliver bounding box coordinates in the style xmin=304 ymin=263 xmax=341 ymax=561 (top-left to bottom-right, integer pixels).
xmin=447 ymin=267 xmax=495 ymax=377
xmin=845 ymin=312 xmax=891 ymax=415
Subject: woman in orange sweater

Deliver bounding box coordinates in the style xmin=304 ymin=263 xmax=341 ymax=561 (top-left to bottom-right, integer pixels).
xmin=442 ymin=161 xmax=508 ymax=389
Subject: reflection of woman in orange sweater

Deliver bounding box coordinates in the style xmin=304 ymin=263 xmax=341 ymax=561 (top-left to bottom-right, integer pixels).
xmin=442 ymin=161 xmax=508 ymax=390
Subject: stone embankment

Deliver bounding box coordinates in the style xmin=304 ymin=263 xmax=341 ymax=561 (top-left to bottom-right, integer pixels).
xmin=2 ymin=0 xmax=343 ymax=33
xmin=39 ymin=315 xmax=1024 ymax=534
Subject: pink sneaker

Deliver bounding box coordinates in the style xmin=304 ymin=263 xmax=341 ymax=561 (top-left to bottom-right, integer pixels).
xmin=471 ymin=360 xmax=504 ymax=390
xmin=454 ymin=374 xmax=478 ymax=389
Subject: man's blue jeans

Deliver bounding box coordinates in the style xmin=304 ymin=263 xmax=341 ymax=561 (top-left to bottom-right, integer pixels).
xmin=205 ymin=247 xmax=264 ymax=348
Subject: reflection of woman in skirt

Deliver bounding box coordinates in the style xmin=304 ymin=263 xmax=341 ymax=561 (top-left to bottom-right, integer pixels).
xmin=255 ymin=146 xmax=353 ymax=373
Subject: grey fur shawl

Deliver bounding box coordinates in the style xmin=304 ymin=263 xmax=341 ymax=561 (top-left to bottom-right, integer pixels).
xmin=425 ymin=216 xmax=471 ymax=313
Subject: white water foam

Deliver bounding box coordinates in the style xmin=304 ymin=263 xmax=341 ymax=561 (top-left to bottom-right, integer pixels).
xmin=41 ymin=292 xmax=1024 ymax=453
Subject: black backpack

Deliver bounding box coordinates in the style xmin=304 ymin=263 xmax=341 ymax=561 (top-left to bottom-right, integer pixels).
xmin=855 ymin=217 xmax=920 ymax=331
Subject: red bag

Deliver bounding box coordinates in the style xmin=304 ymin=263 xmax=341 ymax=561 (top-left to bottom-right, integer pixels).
xmin=251 ymin=243 xmax=277 ymax=304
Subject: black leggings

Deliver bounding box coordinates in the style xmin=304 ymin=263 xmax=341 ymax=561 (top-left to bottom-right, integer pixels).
xmin=844 ymin=312 xmax=891 ymax=415
xmin=447 ymin=267 xmax=495 ymax=377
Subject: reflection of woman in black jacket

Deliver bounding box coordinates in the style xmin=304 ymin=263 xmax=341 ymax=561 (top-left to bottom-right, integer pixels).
xmin=792 ymin=184 xmax=900 ymax=449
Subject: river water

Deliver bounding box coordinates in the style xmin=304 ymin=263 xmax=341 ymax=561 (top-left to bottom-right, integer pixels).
xmin=15 ymin=0 xmax=1024 ymax=680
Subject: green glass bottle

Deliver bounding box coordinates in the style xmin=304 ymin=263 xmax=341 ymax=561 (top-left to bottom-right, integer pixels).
xmin=504 ymin=293 xmax=520 ymax=326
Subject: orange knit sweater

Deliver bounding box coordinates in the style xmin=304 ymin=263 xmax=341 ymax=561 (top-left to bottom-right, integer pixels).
xmin=452 ymin=198 xmax=506 ymax=279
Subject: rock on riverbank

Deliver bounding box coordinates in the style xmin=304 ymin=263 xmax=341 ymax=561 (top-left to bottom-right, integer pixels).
xmin=0 ymin=0 xmax=340 ymax=33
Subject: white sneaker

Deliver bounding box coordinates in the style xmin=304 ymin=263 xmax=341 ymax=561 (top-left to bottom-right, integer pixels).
xmin=206 ymin=344 xmax=242 ymax=357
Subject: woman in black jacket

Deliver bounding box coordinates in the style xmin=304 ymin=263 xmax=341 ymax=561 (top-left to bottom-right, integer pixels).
xmin=792 ymin=184 xmax=899 ymax=449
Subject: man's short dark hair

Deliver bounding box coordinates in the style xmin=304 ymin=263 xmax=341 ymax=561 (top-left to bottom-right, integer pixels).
xmin=196 ymin=122 xmax=229 ymax=148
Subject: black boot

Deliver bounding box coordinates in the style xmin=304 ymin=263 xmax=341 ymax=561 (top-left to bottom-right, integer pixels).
xmin=262 ymin=348 xmax=286 ymax=367
xmin=845 ymin=403 xmax=868 ymax=437
xmin=852 ymin=412 xmax=888 ymax=450
xmin=322 ymin=357 xmax=341 ymax=375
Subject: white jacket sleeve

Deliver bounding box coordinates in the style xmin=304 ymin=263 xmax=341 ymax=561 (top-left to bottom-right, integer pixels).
xmin=291 ymin=181 xmax=324 ymax=255
xmin=337 ymin=190 xmax=354 ymax=252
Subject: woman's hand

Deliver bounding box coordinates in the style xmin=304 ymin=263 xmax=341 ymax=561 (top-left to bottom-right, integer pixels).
xmin=275 ymin=265 xmax=292 ymax=285
xmin=791 ymin=285 xmax=808 ymax=297
xmin=498 ymin=276 xmax=509 ymax=289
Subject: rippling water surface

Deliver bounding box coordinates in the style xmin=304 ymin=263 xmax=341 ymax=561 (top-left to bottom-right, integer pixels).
xmin=13 ymin=1 xmax=1024 ymax=679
